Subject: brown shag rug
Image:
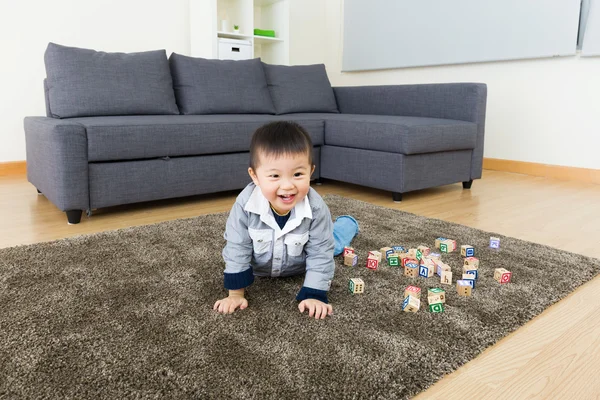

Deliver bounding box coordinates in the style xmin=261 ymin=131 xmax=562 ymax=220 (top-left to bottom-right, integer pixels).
xmin=1 ymin=195 xmax=599 ymax=399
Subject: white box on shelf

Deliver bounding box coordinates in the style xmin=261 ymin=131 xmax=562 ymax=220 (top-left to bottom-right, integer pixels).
xmin=218 ymin=38 xmax=252 ymax=60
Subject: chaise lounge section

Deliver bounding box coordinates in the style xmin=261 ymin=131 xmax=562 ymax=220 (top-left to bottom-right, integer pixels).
xmin=24 ymin=43 xmax=487 ymax=224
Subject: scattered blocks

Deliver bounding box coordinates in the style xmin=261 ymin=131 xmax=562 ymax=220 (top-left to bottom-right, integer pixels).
xmin=490 ymin=237 xmax=500 ymax=249
xmin=461 ymin=273 xmax=476 ymax=289
xmin=427 ymin=288 xmax=446 ymax=304
xmin=344 ymin=253 xmax=358 ymax=267
xmin=429 ymin=303 xmax=444 ymax=313
xmin=348 ymin=278 xmax=364 ymax=294
xmin=494 ymin=268 xmax=512 ymax=284
xmin=387 ymin=253 xmax=400 ymax=267
xmin=343 ymin=246 xmax=355 ymax=257
xmin=366 ymin=256 xmax=379 ymax=270
xmin=417 ymin=245 xmax=431 ymax=257
xmin=402 ymin=295 xmax=420 ymax=313
xmin=464 ymin=257 xmax=480 ymax=269
xmin=380 ymin=247 xmax=394 ymax=260
xmin=404 ymin=261 xmax=419 ymax=278
xmin=404 ymin=285 xmax=421 ymax=299
xmin=440 ymin=270 xmax=453 ymax=285
xmin=368 ymin=250 xmax=382 ymax=263
xmin=461 ymin=245 xmax=475 ymax=257
xmin=456 ymin=280 xmax=473 ymax=296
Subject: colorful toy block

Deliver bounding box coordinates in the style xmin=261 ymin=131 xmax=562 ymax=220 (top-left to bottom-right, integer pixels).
xmin=440 ymin=239 xmax=456 ymax=253
xmin=387 ymin=254 xmax=400 ymax=267
xmin=368 ymin=250 xmax=382 ymax=263
xmin=366 ymin=256 xmax=379 ymax=270
xmin=343 ymin=246 xmax=355 ymax=257
xmin=348 ymin=278 xmax=364 ymax=294
xmin=436 ymin=263 xmax=451 ymax=277
xmin=404 ymin=262 xmax=419 ymax=278
xmin=440 ymin=270 xmax=453 ymax=285
xmin=494 ymin=268 xmax=512 ymax=284
xmin=429 ymin=303 xmax=444 ymax=313
xmin=344 ymin=253 xmax=358 ymax=267
xmin=404 ymin=285 xmax=421 ymax=299
xmin=428 ymin=252 xmax=442 ymax=260
xmin=456 ymin=280 xmax=473 ymax=296
xmin=427 ymin=288 xmax=446 ymax=304
xmin=407 ymin=248 xmax=418 ymax=259
xmin=462 ymin=268 xmax=478 ymax=279
xmin=461 ymin=274 xmax=476 ymax=289
xmin=417 ymin=245 xmax=431 ymax=257
xmin=380 ymin=247 xmax=394 ymax=260
xmin=490 ymin=237 xmax=500 ymax=249
xmin=402 ymin=295 xmax=420 ymax=313
xmin=419 ymin=265 xmax=434 ymax=278
xmin=435 ymin=237 xmax=447 ymax=249
xmin=463 ymin=257 xmax=480 ymax=268
xmin=461 ymin=245 xmax=475 ymax=257
xmin=402 ymin=257 xmax=418 ymax=267
xmin=392 ymin=245 xmax=406 ymax=253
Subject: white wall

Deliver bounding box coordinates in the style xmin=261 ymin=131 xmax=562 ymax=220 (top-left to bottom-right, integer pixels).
xmin=316 ymin=1 xmax=600 ymax=170
xmin=0 ymin=0 xmax=190 ymax=162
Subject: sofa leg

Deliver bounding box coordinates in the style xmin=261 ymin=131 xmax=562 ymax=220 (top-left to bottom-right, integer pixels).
xmin=66 ymin=210 xmax=83 ymax=225
xmin=36 ymin=188 xmax=42 ymax=195
xmin=313 ymin=178 xmax=323 ymax=185
xmin=392 ymin=192 xmax=403 ymax=202
xmin=462 ymin=180 xmax=473 ymax=189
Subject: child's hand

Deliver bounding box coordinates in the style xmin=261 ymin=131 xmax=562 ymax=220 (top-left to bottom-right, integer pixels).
xmin=213 ymin=292 xmax=248 ymax=314
xmin=298 ymin=299 xmax=333 ymax=319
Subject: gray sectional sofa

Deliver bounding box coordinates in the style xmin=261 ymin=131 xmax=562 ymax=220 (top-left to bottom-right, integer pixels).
xmin=24 ymin=43 xmax=487 ymax=224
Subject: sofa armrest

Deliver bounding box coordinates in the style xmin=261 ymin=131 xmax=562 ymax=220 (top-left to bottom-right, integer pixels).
xmin=333 ymin=83 xmax=487 ymax=179
xmin=24 ymin=117 xmax=89 ymax=211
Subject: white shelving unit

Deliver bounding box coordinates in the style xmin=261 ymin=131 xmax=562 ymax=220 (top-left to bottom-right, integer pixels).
xmin=190 ymin=0 xmax=289 ymax=65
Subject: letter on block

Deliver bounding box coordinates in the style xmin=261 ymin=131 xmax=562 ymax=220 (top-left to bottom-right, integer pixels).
xmin=429 ymin=303 xmax=444 ymax=313
xmin=464 ymin=257 xmax=480 ymax=268
xmin=404 ymin=285 xmax=421 ymax=299
xmin=348 ymin=278 xmax=364 ymax=294
xmin=490 ymin=237 xmax=500 ymax=249
xmin=343 ymin=246 xmax=355 ymax=257
xmin=402 ymin=295 xmax=420 ymax=313
xmin=344 ymin=253 xmax=358 ymax=267
xmin=435 ymin=237 xmax=447 ymax=249
xmin=494 ymin=268 xmax=512 ymax=284
xmin=461 ymin=274 xmax=476 ymax=289
xmin=366 ymin=256 xmax=379 ymax=270
xmin=456 ymin=280 xmax=472 ymax=296
xmin=441 ymin=270 xmax=453 ymax=285
xmin=428 ymin=288 xmax=446 ymax=304
xmin=388 ymin=254 xmax=400 ymax=267
xmin=380 ymin=247 xmax=394 ymax=260
xmin=419 ymin=265 xmax=433 ymax=278
xmin=461 ymin=245 xmax=475 ymax=257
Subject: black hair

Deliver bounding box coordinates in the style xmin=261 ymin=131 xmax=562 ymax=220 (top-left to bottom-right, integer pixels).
xmin=249 ymin=121 xmax=313 ymax=170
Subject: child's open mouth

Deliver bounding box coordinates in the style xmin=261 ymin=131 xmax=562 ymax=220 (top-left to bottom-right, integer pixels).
xmin=278 ymin=194 xmax=296 ymax=203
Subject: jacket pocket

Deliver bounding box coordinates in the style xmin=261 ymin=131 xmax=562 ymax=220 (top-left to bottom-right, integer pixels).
xmin=248 ymin=228 xmax=273 ymax=255
xmin=284 ymin=232 xmax=309 ymax=257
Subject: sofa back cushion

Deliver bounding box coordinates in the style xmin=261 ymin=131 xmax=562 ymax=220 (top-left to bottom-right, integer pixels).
xmin=44 ymin=43 xmax=180 ymax=118
xmin=263 ymin=63 xmax=339 ymax=115
xmin=169 ymin=54 xmax=275 ymax=115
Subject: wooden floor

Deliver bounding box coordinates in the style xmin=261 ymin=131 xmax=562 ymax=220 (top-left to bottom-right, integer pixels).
xmin=1 ymin=170 xmax=599 ymax=399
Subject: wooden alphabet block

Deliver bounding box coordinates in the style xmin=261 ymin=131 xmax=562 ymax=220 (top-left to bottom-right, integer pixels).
xmin=407 ymin=248 xmax=418 ymax=259
xmin=440 ymin=270 xmax=453 ymax=285
xmin=404 ymin=285 xmax=421 ymax=299
xmin=427 ymin=288 xmax=446 ymax=304
xmin=404 ymin=261 xmax=419 ymax=278
xmin=343 ymin=246 xmax=355 ymax=257
xmin=348 ymin=278 xmax=364 ymax=294
xmin=368 ymin=250 xmax=382 ymax=263
xmin=429 ymin=303 xmax=444 ymax=313
xmin=461 ymin=274 xmax=476 ymax=289
xmin=463 ymin=257 xmax=480 ymax=268
xmin=419 ymin=265 xmax=434 ymax=278
xmin=366 ymin=256 xmax=379 ymax=270
xmin=494 ymin=268 xmax=512 ymax=284
xmin=461 ymin=245 xmax=475 ymax=257
xmin=428 ymin=252 xmax=442 ymax=260
xmin=417 ymin=245 xmax=431 ymax=257
xmin=462 ymin=264 xmax=479 ymax=279
xmin=402 ymin=257 xmax=418 ymax=267
xmin=392 ymin=245 xmax=406 ymax=253
xmin=436 ymin=263 xmax=451 ymax=277
xmin=456 ymin=280 xmax=473 ymax=296
xmin=344 ymin=253 xmax=358 ymax=267
xmin=435 ymin=237 xmax=447 ymax=249
xmin=402 ymin=295 xmax=420 ymax=313
xmin=490 ymin=237 xmax=500 ymax=249
xmin=380 ymin=247 xmax=394 ymax=260
xmin=387 ymin=254 xmax=400 ymax=267
xmin=440 ymin=239 xmax=456 ymax=253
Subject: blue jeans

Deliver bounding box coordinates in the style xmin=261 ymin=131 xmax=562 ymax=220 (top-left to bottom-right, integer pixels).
xmin=333 ymin=215 xmax=359 ymax=256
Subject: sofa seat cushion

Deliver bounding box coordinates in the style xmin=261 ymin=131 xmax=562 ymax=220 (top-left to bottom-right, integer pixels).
xmin=70 ymin=115 xmax=325 ymax=162
xmin=322 ymin=114 xmax=478 ymax=155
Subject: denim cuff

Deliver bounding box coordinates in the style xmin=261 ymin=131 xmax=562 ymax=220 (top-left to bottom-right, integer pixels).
xmin=296 ymin=286 xmax=329 ymax=304
xmin=224 ymin=268 xmax=254 ymax=290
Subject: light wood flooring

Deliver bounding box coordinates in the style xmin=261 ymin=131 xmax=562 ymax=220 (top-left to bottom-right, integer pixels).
xmin=1 ymin=170 xmax=599 ymax=399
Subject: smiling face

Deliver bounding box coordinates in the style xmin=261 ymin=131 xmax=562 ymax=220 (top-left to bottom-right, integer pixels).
xmin=248 ymin=150 xmax=315 ymax=216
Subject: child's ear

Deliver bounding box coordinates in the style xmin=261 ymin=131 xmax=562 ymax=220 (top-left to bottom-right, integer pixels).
xmin=310 ymin=164 xmax=316 ymax=176
xmin=248 ymin=167 xmax=260 ymax=186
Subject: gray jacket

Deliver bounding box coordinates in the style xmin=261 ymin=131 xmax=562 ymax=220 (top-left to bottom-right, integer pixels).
xmin=222 ymin=183 xmax=335 ymax=292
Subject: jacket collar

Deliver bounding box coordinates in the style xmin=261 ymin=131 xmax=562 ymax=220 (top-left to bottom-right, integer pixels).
xmin=244 ymin=185 xmax=313 ymax=238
